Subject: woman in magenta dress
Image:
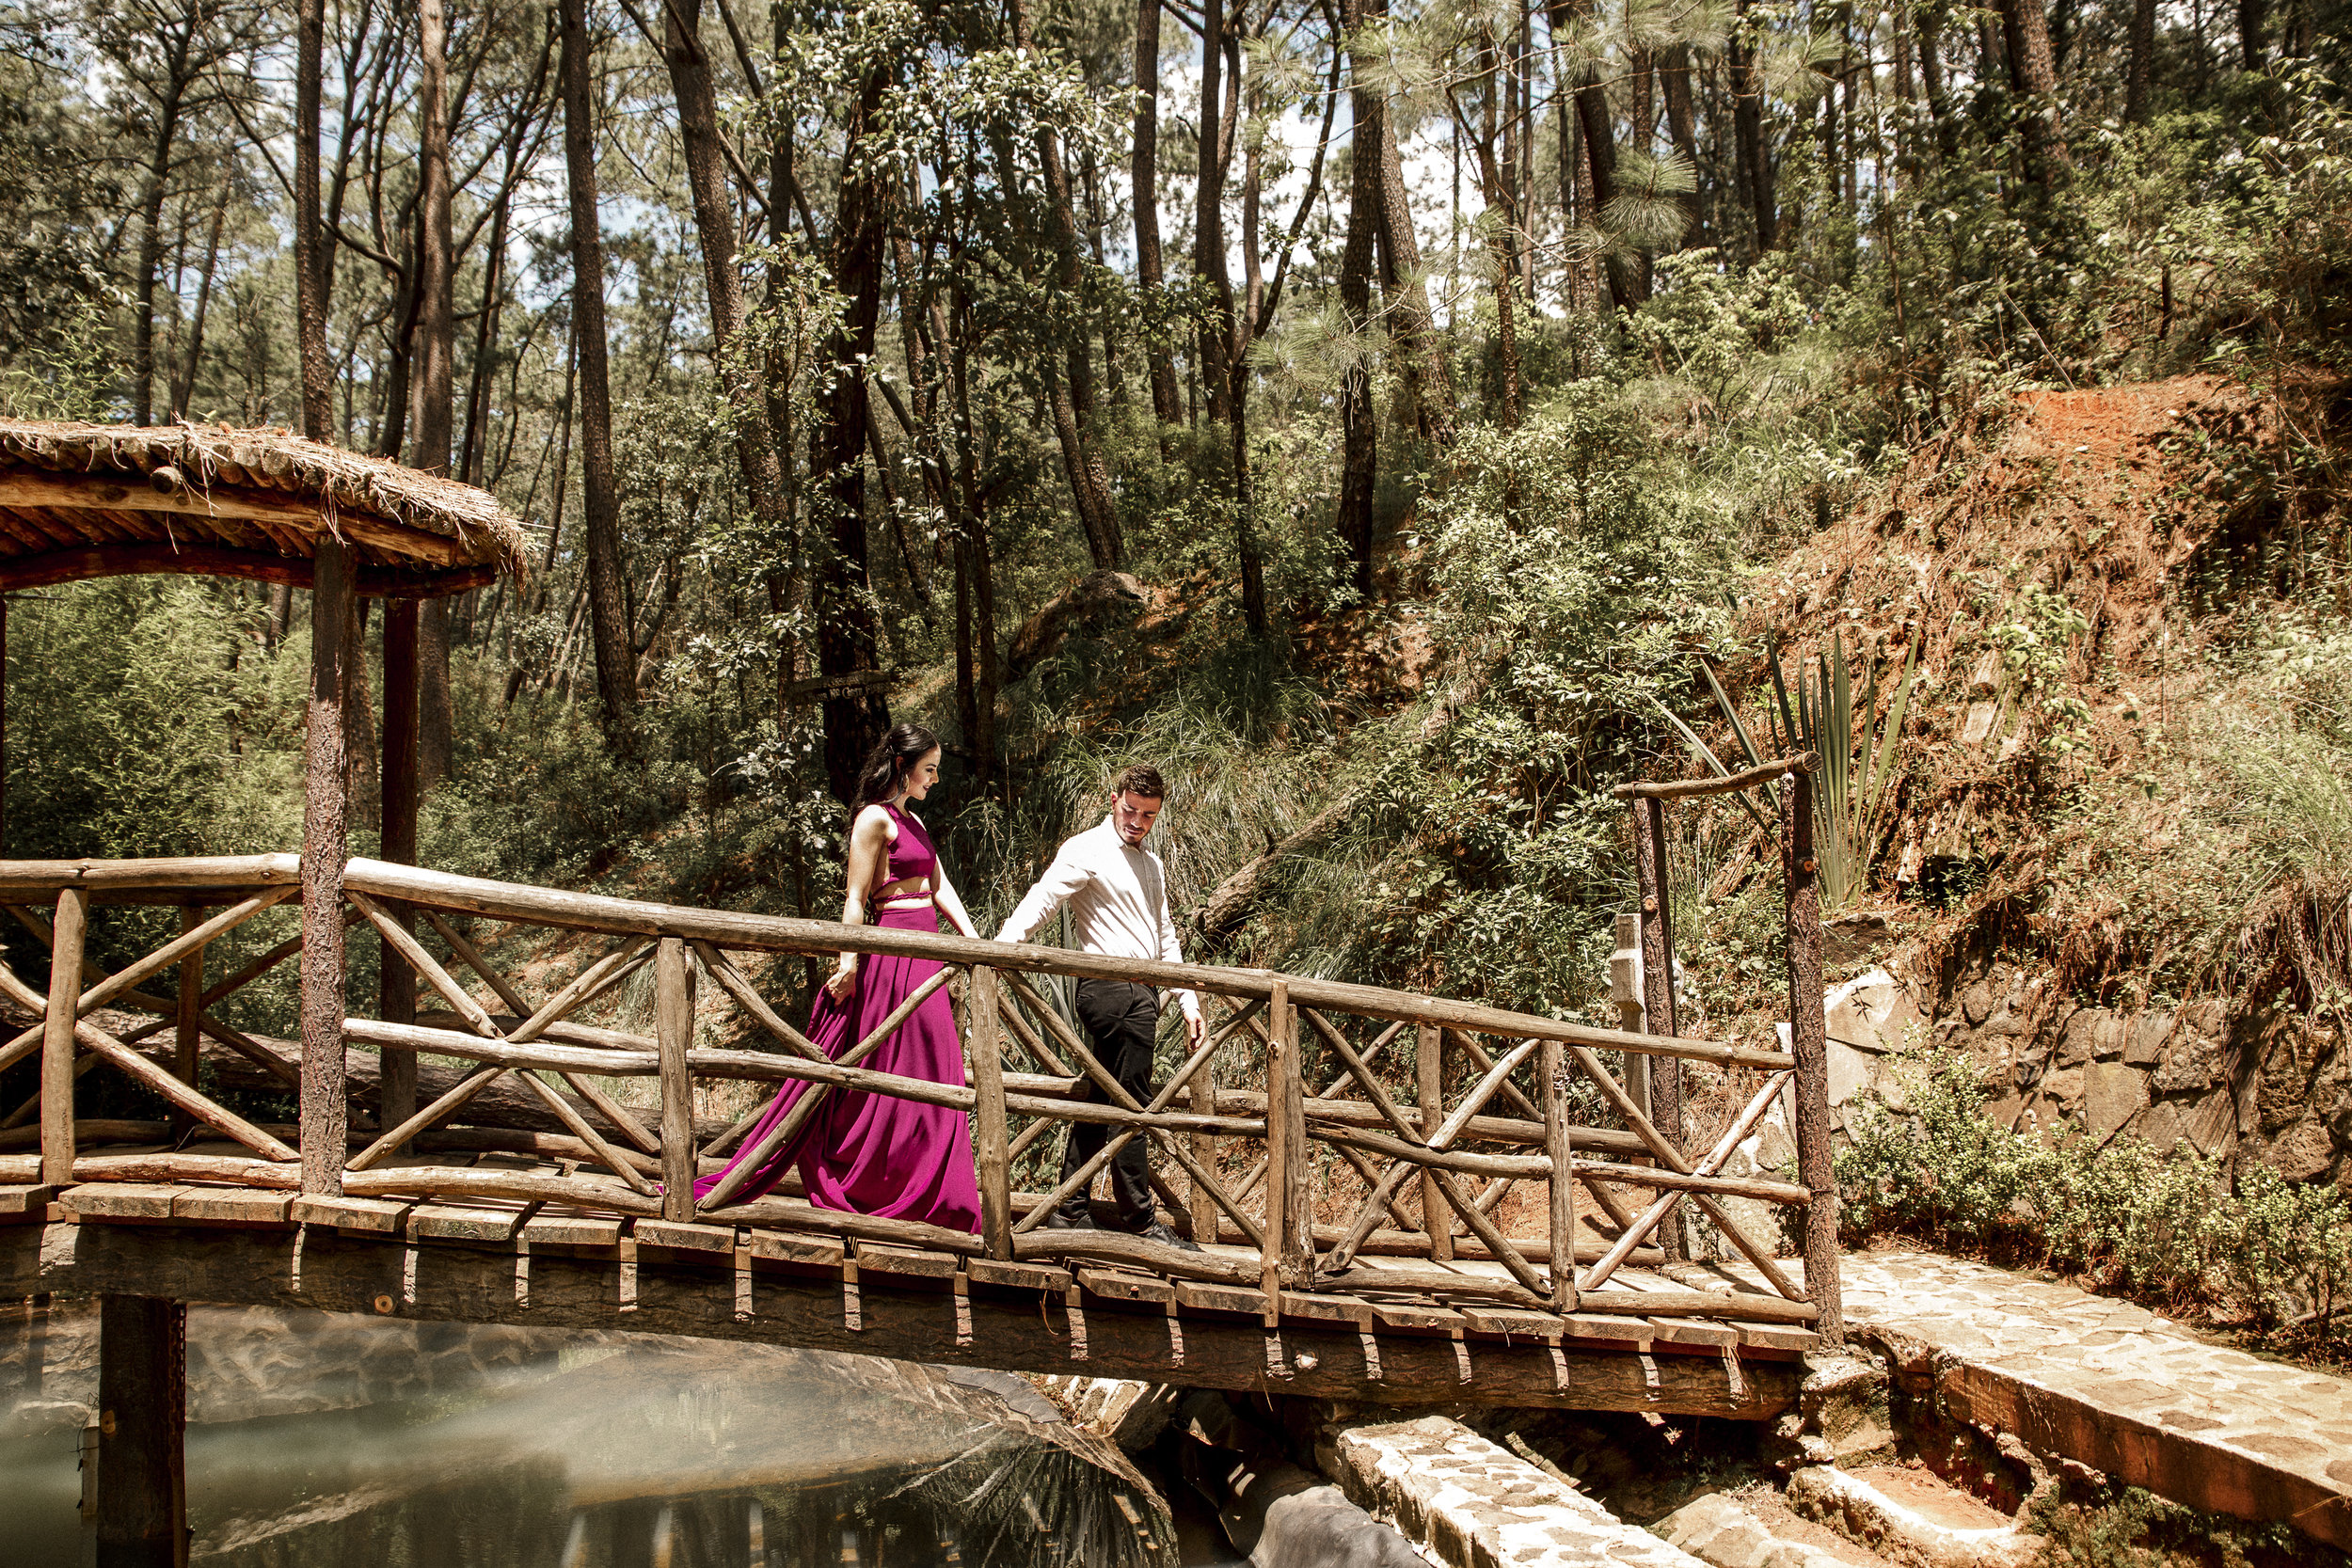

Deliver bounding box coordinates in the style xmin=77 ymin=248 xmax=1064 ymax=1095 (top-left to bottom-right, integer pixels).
xmin=695 ymin=723 xmax=982 ymax=1231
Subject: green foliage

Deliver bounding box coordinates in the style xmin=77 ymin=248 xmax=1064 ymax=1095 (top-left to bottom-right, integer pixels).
xmin=1839 ymin=1044 xmax=2352 ymax=1353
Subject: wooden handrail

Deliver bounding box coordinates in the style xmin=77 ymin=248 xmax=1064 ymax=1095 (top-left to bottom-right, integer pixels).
xmin=0 ymin=853 xmax=301 ymax=894
xmin=1609 ymin=752 xmax=1819 ymax=800
xmin=340 ymin=857 xmax=1794 ymax=1070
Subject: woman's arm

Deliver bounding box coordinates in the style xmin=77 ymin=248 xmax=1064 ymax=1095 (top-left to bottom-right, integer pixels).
xmin=932 ymin=869 xmax=981 ymax=942
xmin=827 ymin=807 xmax=894 ymax=999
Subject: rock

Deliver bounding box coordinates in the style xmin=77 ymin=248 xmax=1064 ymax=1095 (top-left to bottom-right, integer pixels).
xmin=1036 ymin=1374 xmax=1175 ymax=1449
xmin=1800 ymin=1355 xmax=1895 ymax=1464
xmin=1786 ymin=1465 xmax=2042 ymax=1568
xmin=2131 ymin=1101 xmax=2188 ymax=1154
xmin=1959 ymin=979 xmax=1995 ymax=1028
xmin=1822 ymin=913 xmax=1895 ymax=966
xmin=1332 ymin=1415 xmax=1708 ymax=1568
xmin=2058 ymin=1009 xmax=2121 ymax=1068
xmin=2037 ymin=1067 xmax=2085 ymax=1117
xmin=1006 ymin=570 xmax=1150 ymax=679
xmin=2266 ymin=1119 xmax=2335 ymax=1182
xmin=2083 ymin=1063 xmax=2151 ymax=1142
xmin=2153 ymin=1027 xmax=2221 ymax=1095
xmin=1827 ymin=969 xmax=1919 ymax=1055
xmin=1654 ymin=1493 xmax=1850 ymax=1568
xmin=2182 ymin=1089 xmax=2237 ymax=1156
xmin=1962 ymin=703 xmax=1999 ymax=745
xmin=2123 ymin=1012 xmax=2174 ymax=1067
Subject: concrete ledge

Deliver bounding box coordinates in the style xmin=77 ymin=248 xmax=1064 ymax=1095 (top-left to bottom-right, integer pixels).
xmin=1331 ymin=1415 xmax=1708 ymax=1568
xmin=1732 ymin=1252 xmax=2352 ymax=1552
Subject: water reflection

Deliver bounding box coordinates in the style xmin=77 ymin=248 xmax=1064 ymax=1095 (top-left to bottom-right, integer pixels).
xmin=0 ymin=1301 xmax=1174 ymax=1566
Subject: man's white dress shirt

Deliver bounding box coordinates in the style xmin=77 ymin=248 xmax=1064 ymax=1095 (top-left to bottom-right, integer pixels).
xmin=994 ymin=815 xmax=1201 ymax=1022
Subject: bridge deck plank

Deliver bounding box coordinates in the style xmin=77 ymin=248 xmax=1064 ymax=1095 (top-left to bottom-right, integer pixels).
xmin=8 ymin=1216 xmax=1797 ymax=1418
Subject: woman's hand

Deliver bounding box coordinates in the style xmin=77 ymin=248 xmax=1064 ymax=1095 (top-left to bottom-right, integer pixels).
xmin=824 ymin=956 xmax=858 ymax=1002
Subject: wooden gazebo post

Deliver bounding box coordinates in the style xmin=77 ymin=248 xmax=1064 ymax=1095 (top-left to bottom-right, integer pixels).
xmin=379 ymin=600 xmax=420 ymax=1139
xmin=299 ymin=536 xmax=354 ymax=1196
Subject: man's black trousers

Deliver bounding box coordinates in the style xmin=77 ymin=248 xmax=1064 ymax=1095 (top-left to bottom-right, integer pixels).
xmin=1058 ymin=979 xmax=1159 ymax=1227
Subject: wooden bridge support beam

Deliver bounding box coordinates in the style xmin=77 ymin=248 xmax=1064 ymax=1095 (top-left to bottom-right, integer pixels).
xmin=95 ymin=1292 xmax=186 ymax=1568
xmin=1782 ymin=768 xmax=1841 ymax=1347
xmin=1632 ymin=796 xmax=1685 ymax=1260
xmin=378 ymin=599 xmax=420 ymax=1141
xmin=298 ymin=535 xmax=354 ymax=1196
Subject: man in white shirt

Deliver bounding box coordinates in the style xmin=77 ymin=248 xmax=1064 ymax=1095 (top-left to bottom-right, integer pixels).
xmin=994 ymin=764 xmax=1204 ymax=1249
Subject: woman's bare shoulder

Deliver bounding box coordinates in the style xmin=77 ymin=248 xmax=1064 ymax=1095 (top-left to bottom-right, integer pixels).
xmin=850 ymin=802 xmax=898 ymax=842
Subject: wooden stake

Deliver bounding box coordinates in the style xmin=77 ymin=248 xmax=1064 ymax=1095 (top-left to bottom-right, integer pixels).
xmin=1416 ymin=1022 xmax=1451 ymax=1261
xmin=96 ymin=1293 xmax=186 ymax=1568
xmin=1633 ymin=795 xmax=1684 ymax=1259
xmin=656 ymin=937 xmax=693 ymax=1222
xmin=969 ymin=966 xmax=1011 ymax=1259
xmin=41 ymin=887 xmax=86 ymax=1187
xmin=379 ymin=597 xmax=421 ymax=1140
xmin=299 ymin=533 xmax=354 ymax=1196
xmin=1543 ymin=1039 xmax=1577 ymax=1311
xmin=1266 ymin=979 xmax=1310 ymax=1301
xmin=172 ymin=907 xmax=203 ymax=1143
xmin=1189 ymin=1022 xmax=1221 ymax=1245
xmin=1784 ymin=768 xmax=1842 ymax=1346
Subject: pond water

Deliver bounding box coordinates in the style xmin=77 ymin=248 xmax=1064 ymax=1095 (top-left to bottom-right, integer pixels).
xmin=0 ymin=1300 xmax=1194 ymax=1566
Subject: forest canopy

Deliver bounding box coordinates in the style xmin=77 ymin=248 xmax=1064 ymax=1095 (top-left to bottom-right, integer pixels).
xmin=0 ymin=0 xmax=2344 ymax=1016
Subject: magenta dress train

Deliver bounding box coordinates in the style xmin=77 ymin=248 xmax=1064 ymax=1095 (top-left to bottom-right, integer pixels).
xmin=693 ymin=804 xmax=981 ymax=1232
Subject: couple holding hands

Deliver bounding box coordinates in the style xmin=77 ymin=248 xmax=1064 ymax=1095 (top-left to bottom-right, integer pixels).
xmin=693 ymin=724 xmax=1206 ymax=1253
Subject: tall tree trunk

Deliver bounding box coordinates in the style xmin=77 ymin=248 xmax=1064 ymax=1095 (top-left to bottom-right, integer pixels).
xmin=1337 ymin=0 xmax=1380 ymax=602
xmin=811 ymin=46 xmax=896 ymax=800
xmin=1728 ymin=0 xmax=1776 ymax=252
xmin=663 ymin=0 xmax=819 ymax=771
xmin=130 ymin=10 xmax=198 ymax=427
xmin=170 ymin=181 xmax=229 ymax=418
xmin=294 ymin=0 xmax=332 ymax=443
xmin=2125 ymin=0 xmax=2156 ymax=120
xmin=1999 ymin=0 xmax=2070 ymax=183
xmin=2237 ymin=0 xmax=2266 ymax=67
xmin=1011 ymin=0 xmax=1123 ymax=567
xmin=1661 ymin=45 xmax=1703 ymax=246
xmin=1195 ymin=0 xmax=1236 ymax=427
xmin=1549 ymin=0 xmax=1642 ymax=308
xmin=1353 ymin=0 xmax=1455 ymax=448
xmin=413 ymin=0 xmax=457 ymax=790
xmin=1131 ymin=0 xmax=1181 ymax=425
xmin=562 ymin=0 xmax=636 ymax=727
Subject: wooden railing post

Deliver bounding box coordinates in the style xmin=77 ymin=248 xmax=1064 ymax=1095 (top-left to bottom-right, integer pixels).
xmin=298 ymin=533 xmax=355 ymax=1197
xmin=1263 ymin=978 xmax=1309 ymax=1309
xmin=41 ymin=888 xmax=86 ymax=1187
xmin=1188 ymin=1027 xmax=1221 ymax=1246
xmin=173 ymin=906 xmax=203 ymax=1143
xmin=657 ymin=937 xmax=693 ymax=1223
xmin=1542 ymin=1039 xmax=1578 ymax=1310
xmin=1783 ymin=767 xmax=1843 ymax=1347
xmin=1633 ymin=795 xmax=1684 ymax=1259
xmin=1416 ymin=1022 xmax=1452 ymax=1261
xmin=968 ymin=966 xmax=1012 ymax=1259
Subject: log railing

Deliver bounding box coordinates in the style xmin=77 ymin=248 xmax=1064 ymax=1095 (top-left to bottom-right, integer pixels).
xmin=0 ymin=833 xmax=1835 ymax=1332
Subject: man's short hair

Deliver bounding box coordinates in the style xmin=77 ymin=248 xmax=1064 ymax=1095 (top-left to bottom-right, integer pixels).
xmin=1113 ymin=764 xmax=1166 ymax=800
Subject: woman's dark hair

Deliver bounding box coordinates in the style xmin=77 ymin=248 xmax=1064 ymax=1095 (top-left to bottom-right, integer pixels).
xmin=852 ymin=723 xmax=941 ymax=809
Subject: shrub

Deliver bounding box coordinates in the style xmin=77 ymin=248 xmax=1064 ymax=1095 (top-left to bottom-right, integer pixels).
xmin=1837 ymin=1043 xmax=2352 ymax=1357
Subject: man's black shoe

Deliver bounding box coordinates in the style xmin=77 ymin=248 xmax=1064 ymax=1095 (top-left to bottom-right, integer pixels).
xmin=1042 ymin=1208 xmax=1095 ymax=1230
xmin=1134 ymin=1221 xmax=1203 ymax=1254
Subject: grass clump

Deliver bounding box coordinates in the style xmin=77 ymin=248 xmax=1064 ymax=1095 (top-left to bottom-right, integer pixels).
xmin=1837 ymin=1045 xmax=2352 ymax=1362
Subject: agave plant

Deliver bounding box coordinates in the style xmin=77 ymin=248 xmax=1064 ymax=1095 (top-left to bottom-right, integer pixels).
xmin=1663 ymin=628 xmax=1919 ymax=909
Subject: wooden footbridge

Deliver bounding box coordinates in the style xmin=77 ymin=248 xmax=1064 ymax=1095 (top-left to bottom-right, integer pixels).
xmin=0 ymin=420 xmax=1844 ymax=1561
xmin=4 ymin=785 xmax=1841 ymax=1411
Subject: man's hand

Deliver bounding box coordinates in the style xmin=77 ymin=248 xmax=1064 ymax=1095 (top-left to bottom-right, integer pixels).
xmin=1185 ymin=1011 xmax=1205 ymax=1050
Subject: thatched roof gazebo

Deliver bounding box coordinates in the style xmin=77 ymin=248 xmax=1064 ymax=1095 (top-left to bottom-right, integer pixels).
xmin=0 ymin=419 xmax=527 ymax=594
xmin=0 ymin=419 xmax=530 ymax=1191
